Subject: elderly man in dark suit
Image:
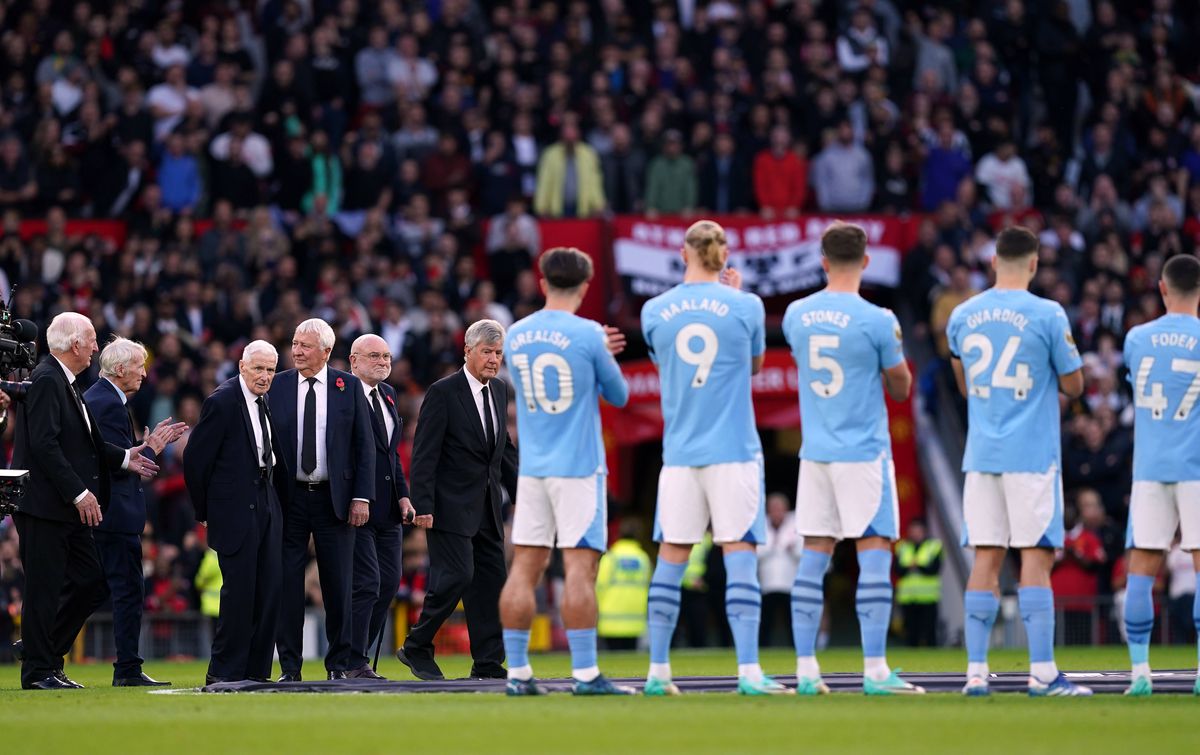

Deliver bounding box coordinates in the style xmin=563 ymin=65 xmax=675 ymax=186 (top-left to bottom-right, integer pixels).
xmin=10 ymin=313 xmax=158 ymax=690
xmin=397 ymin=319 xmax=518 ymax=682
xmin=183 ymin=339 xmax=288 ymax=685
xmin=85 ymin=337 xmax=186 ymax=687
xmin=345 ymin=333 xmax=415 ymax=679
xmin=268 ymin=318 xmax=375 ymax=681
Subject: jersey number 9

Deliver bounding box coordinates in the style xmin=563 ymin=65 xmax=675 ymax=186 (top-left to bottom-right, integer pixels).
xmin=675 ymin=323 xmax=719 ymax=388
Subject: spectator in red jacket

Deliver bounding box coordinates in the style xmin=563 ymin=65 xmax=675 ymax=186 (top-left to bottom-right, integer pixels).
xmin=753 ymin=126 xmax=808 ymax=219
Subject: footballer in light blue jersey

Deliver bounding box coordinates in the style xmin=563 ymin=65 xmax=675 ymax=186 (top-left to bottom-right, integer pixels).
xmin=949 ymin=227 xmax=1092 ymax=698
xmin=1123 ymin=313 xmax=1200 ymax=483
xmin=947 ymin=289 xmax=1082 ymax=474
xmin=641 ymin=281 xmax=765 ymax=467
xmin=506 ymin=309 xmax=629 ymax=477
xmin=783 ymin=291 xmax=904 ymax=463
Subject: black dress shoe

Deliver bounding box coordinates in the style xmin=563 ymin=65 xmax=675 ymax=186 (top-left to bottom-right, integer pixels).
xmin=23 ymin=675 xmax=74 ymax=690
xmin=247 ymin=677 xmax=274 ymax=684
xmin=55 ymin=671 xmax=84 ymax=689
xmin=327 ymin=670 xmax=349 ymax=680
xmin=469 ymin=665 xmax=508 ymax=680
xmin=344 ymin=665 xmax=386 ymax=680
xmin=396 ymin=647 xmax=445 ymax=681
xmin=204 ymin=674 xmax=234 ymax=686
xmin=114 ymin=672 xmax=170 ymax=687
xmin=277 ymin=672 xmax=302 ymax=683
xmin=11 ymin=639 xmax=24 ymax=662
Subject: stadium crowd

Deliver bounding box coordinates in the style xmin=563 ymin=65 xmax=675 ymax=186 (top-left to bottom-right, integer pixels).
xmin=2 ymin=0 xmax=1200 ymax=654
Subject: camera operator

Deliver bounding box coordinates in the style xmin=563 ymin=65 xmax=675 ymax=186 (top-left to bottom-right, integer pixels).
xmin=10 ymin=313 xmax=159 ymax=690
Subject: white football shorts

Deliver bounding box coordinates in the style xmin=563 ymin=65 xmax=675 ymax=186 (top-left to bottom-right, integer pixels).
xmin=654 ymin=458 xmax=765 ymax=545
xmin=511 ymin=473 xmax=607 ymax=551
xmin=963 ymin=464 xmax=1063 ymax=549
xmin=1127 ymin=480 xmax=1200 ymax=551
xmin=795 ymin=453 xmax=899 ymax=541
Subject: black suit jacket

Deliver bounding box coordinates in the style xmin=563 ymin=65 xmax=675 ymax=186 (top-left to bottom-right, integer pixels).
xmin=84 ymin=377 xmax=157 ymax=536
xmin=267 ymin=367 xmax=375 ymax=520
xmin=698 ymin=151 xmax=753 ymax=214
xmin=364 ymin=381 xmax=410 ymax=526
xmin=183 ymin=377 xmax=288 ymax=555
xmin=12 ymin=357 xmax=127 ymax=522
xmin=410 ymin=369 xmax=517 ymax=538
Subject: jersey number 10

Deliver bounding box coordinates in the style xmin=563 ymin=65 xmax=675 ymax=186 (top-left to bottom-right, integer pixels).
xmin=511 ymin=353 xmax=575 ymax=414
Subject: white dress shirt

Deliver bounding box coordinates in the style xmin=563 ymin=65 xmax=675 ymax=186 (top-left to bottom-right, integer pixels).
xmin=295 ymin=365 xmax=329 ymax=482
xmin=463 ymin=368 xmax=499 ymax=442
xmin=56 ymin=357 xmax=131 ymax=504
xmin=757 ymin=512 xmax=803 ymax=595
xmin=240 ymin=376 xmax=275 ymax=469
xmin=361 ymin=380 xmax=395 ymax=441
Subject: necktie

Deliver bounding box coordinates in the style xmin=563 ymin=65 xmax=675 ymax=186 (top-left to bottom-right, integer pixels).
xmin=126 ymin=405 xmax=138 ymax=441
xmin=301 ymin=376 xmax=317 ymax=475
xmin=370 ymin=388 xmax=388 ymax=443
xmin=72 ymin=382 xmax=92 ymax=434
xmin=256 ymin=396 xmax=272 ymax=473
xmin=481 ymin=384 xmax=496 ymax=450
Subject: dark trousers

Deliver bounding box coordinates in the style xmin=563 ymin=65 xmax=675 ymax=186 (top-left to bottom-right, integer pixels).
xmin=12 ymin=512 xmax=109 ymax=688
xmin=901 ymin=603 xmax=938 ymax=647
xmin=759 ymin=592 xmax=792 ymax=647
xmin=405 ymin=515 xmax=505 ymax=670
xmin=93 ymin=531 xmax=145 ymax=679
xmin=349 ymin=522 xmax=402 ymax=669
xmin=278 ymin=484 xmax=355 ymax=674
xmin=602 ymin=637 xmax=638 ymax=651
xmin=209 ymin=479 xmax=282 ymax=681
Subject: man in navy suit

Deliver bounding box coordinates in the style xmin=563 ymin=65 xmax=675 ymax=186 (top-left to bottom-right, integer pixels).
xmin=85 ymin=338 xmax=186 ymax=686
xmin=184 ymin=340 xmax=289 ymax=685
xmin=345 ymin=334 xmax=416 ymax=679
xmin=268 ymin=318 xmax=375 ymax=681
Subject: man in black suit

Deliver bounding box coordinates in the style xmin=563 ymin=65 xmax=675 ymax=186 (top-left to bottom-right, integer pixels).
xmin=183 ymin=340 xmax=288 ymax=685
xmin=85 ymin=338 xmax=186 ymax=687
xmin=268 ymin=318 xmax=374 ymax=681
xmin=10 ymin=312 xmax=158 ymax=690
xmin=345 ymin=333 xmax=416 ymax=680
xmin=398 ymin=319 xmax=518 ymax=681
xmin=698 ymin=132 xmax=753 ymax=214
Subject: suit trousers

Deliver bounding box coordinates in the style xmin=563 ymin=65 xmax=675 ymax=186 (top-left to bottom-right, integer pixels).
xmin=405 ymin=512 xmax=505 ymax=670
xmin=349 ymin=522 xmax=403 ymax=669
xmin=93 ymin=531 xmax=145 ymax=679
xmin=209 ymin=479 xmax=282 ymax=681
xmin=278 ymin=484 xmax=355 ymax=674
xmin=12 ymin=512 xmax=109 ymax=688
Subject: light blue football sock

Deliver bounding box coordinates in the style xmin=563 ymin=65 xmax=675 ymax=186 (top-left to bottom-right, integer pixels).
xmin=503 ymin=629 xmax=530 ymax=671
xmin=1124 ymin=574 xmax=1155 ymax=667
xmin=791 ymin=549 xmax=831 ymax=658
xmin=856 ymin=549 xmax=893 ymax=660
xmin=648 ymin=559 xmax=687 ymax=665
xmin=1018 ymin=586 xmax=1055 ymax=666
xmin=566 ymin=628 xmax=598 ymax=677
xmin=723 ymin=550 xmax=762 ymax=666
xmin=964 ymin=590 xmax=999 ymax=664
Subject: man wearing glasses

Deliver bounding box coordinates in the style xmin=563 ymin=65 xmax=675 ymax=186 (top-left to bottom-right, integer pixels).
xmin=346 ymin=334 xmax=416 ymax=678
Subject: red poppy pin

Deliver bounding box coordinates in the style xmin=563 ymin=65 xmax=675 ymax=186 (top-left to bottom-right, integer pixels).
xmin=385 ymin=393 xmax=396 ymax=407
xmin=335 ymin=377 xmax=345 ymax=392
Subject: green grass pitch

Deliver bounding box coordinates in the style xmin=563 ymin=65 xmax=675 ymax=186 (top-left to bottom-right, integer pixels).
xmin=0 ymin=647 xmax=1195 ymax=754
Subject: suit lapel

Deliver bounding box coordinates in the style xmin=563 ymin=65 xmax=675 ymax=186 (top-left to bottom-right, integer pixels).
xmin=237 ymin=387 xmax=258 ymax=460
xmin=455 ymin=369 xmax=487 ymax=450
xmin=325 ymin=369 xmax=337 ymax=459
xmin=277 ymin=370 xmax=298 ymax=464
xmin=384 ymin=385 xmax=402 ymax=446
xmin=487 ymin=381 xmax=504 ymax=458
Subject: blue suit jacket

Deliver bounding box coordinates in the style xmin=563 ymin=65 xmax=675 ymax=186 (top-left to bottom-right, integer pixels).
xmin=83 ymin=377 xmax=155 ymax=536
xmin=267 ymin=367 xmax=375 ymax=520
xmin=365 ymin=381 xmax=410 ymax=526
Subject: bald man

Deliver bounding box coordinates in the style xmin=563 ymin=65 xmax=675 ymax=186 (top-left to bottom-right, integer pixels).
xmin=346 ymin=334 xmax=415 ymax=678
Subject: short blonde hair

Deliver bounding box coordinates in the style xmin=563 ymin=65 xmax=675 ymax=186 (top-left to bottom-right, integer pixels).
xmin=684 ymin=220 xmax=727 ymax=273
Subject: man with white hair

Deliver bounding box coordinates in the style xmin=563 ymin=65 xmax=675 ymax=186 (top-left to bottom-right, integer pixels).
xmin=346 ymin=333 xmax=415 ymax=679
xmin=268 ymin=318 xmax=375 ymax=682
xmin=84 ymin=337 xmax=186 ymax=687
xmin=184 ymin=340 xmax=288 ymax=686
xmin=11 ymin=312 xmax=159 ymax=690
xmin=397 ymin=319 xmax=518 ymax=682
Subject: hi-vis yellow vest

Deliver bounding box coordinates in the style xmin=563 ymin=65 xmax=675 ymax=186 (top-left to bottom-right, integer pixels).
xmin=596 ymin=539 xmax=651 ymax=638
xmin=194 ymin=549 xmax=223 ymax=618
xmin=895 ymin=539 xmax=942 ymax=605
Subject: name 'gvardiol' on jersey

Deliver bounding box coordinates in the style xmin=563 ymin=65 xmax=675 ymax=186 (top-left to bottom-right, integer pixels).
xmin=1123 ymin=313 xmax=1200 ymax=482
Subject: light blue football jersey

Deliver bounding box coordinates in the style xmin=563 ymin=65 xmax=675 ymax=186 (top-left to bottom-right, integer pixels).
xmin=1123 ymin=313 xmax=1200 ymax=482
xmin=947 ymin=288 xmax=1082 ymax=474
xmin=783 ymin=291 xmax=904 ymax=462
xmin=641 ymin=281 xmax=766 ymax=467
xmin=505 ymin=309 xmax=629 ymax=477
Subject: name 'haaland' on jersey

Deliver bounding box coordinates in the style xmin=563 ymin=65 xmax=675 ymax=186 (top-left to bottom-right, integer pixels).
xmin=508 ymin=329 xmax=572 ymax=351
xmin=964 ymin=307 xmax=1030 ymax=332
xmin=655 ymin=297 xmax=730 ymax=322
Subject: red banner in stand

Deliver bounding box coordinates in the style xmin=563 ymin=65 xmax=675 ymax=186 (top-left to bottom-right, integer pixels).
xmin=601 ymin=347 xmax=925 ymax=525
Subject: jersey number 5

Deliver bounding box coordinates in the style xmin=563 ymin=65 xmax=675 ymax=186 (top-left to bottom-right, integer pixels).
xmin=962 ymin=334 xmax=1032 ymax=400
xmin=1133 ymin=356 xmax=1200 ymax=421
xmin=807 ymin=335 xmax=844 ymax=398
xmin=512 ymin=353 xmax=574 ymax=414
